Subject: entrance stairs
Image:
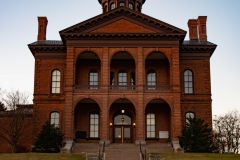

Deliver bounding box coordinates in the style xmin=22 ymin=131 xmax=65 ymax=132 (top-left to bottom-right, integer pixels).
xmin=72 ymin=143 xmax=173 ymax=159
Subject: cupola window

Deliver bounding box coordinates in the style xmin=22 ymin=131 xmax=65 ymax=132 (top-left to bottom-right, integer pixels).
xmin=110 ymin=3 xmax=115 ymax=10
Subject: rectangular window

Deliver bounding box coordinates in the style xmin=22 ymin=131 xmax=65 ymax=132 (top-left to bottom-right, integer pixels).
xmin=90 ymin=114 xmax=99 ymax=138
xmin=146 ymin=113 xmax=155 ymax=138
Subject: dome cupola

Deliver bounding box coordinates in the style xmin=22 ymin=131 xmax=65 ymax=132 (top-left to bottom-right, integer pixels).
xmin=98 ymin=0 xmax=146 ymax=13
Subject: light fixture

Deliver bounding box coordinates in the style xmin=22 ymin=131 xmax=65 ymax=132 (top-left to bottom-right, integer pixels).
xmin=121 ymin=110 xmax=125 ymax=114
xmin=110 ymin=122 xmax=112 ymax=126
xmin=133 ymin=123 xmax=136 ymax=126
xmin=121 ymin=117 xmax=124 ymax=122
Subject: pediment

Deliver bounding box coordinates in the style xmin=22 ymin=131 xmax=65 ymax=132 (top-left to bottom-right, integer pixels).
xmin=91 ymin=19 xmax=156 ymax=33
xmin=60 ymin=8 xmax=186 ymax=35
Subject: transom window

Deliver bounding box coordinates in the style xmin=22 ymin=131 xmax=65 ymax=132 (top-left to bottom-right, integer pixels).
xmin=114 ymin=115 xmax=131 ymax=125
xmin=129 ymin=3 xmax=133 ymax=9
xmin=90 ymin=113 xmax=99 ymax=138
xmin=51 ymin=70 xmax=61 ymax=93
xmin=119 ymin=2 xmax=125 ymax=6
xmin=146 ymin=113 xmax=155 ymax=138
xmin=50 ymin=112 xmax=59 ymax=127
xmin=184 ymin=70 xmax=193 ymax=94
xmin=186 ymin=112 xmax=195 ymax=124
xmin=110 ymin=3 xmax=115 ymax=10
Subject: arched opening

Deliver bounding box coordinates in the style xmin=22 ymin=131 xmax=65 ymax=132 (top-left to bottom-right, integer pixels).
xmin=75 ymin=52 xmax=101 ymax=90
xmin=110 ymin=52 xmax=135 ymax=91
xmin=109 ymin=98 xmax=136 ymax=143
xmin=110 ymin=2 xmax=115 ymax=10
xmin=145 ymin=52 xmax=170 ymax=91
xmin=145 ymin=99 xmax=171 ymax=143
xmin=74 ymin=99 xmax=100 ymax=143
xmin=119 ymin=2 xmax=125 ymax=7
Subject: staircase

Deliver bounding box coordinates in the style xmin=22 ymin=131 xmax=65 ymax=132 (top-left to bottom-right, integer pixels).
xmin=105 ymin=144 xmax=140 ymax=160
xmin=72 ymin=143 xmax=173 ymax=159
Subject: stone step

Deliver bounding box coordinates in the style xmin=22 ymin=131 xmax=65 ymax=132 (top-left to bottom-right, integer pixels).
xmin=72 ymin=143 xmax=173 ymax=159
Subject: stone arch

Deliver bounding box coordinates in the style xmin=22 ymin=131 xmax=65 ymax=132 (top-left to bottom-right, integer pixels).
xmin=74 ymin=49 xmax=102 ymax=65
xmin=144 ymin=48 xmax=171 ymax=64
xmin=144 ymin=97 xmax=172 ymax=111
xmin=73 ymin=97 xmax=102 ymax=111
xmin=108 ymin=97 xmax=137 ymax=111
xmin=109 ymin=49 xmax=137 ymax=65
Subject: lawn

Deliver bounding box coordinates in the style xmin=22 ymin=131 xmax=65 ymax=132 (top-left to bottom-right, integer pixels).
xmin=156 ymin=153 xmax=240 ymax=160
xmin=0 ymin=153 xmax=239 ymax=160
xmin=0 ymin=153 xmax=86 ymax=160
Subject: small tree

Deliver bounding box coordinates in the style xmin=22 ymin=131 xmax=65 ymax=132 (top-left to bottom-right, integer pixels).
xmin=32 ymin=121 xmax=64 ymax=153
xmin=0 ymin=90 xmax=32 ymax=153
xmin=213 ymin=110 xmax=240 ymax=154
xmin=179 ymin=117 xmax=215 ymax=153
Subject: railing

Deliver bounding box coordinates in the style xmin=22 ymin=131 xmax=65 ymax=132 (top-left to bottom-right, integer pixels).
xmin=144 ymin=85 xmax=171 ymax=92
xmin=139 ymin=142 xmax=147 ymax=160
xmin=109 ymin=85 xmax=136 ymax=91
xmin=74 ymin=85 xmax=171 ymax=92
xmin=98 ymin=141 xmax=106 ymax=160
xmin=75 ymin=85 xmax=100 ymax=90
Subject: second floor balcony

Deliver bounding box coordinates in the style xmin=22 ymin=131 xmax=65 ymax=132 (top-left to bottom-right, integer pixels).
xmin=74 ymin=85 xmax=171 ymax=93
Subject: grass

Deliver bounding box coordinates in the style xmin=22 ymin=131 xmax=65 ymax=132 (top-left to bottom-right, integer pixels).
xmin=0 ymin=153 xmax=86 ymax=160
xmin=153 ymin=153 xmax=240 ymax=160
xmin=0 ymin=153 xmax=239 ymax=160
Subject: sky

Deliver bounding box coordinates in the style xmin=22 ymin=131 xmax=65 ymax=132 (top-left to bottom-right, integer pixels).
xmin=0 ymin=0 xmax=240 ymax=116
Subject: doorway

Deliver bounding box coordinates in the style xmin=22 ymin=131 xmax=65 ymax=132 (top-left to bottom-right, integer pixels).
xmin=113 ymin=114 xmax=132 ymax=143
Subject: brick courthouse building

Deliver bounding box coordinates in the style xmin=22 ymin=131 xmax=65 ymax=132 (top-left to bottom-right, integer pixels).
xmin=27 ymin=0 xmax=217 ymax=152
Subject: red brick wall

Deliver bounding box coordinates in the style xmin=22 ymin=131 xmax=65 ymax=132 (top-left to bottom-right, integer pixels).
xmin=180 ymin=59 xmax=212 ymax=128
xmin=34 ymin=58 xmax=66 ymax=94
xmin=0 ymin=116 xmax=33 ymax=153
xmin=29 ymin=47 xmax=212 ymax=145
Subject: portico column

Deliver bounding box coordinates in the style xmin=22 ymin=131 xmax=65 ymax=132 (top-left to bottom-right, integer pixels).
xmin=171 ymin=48 xmax=182 ymax=151
xmin=136 ymin=47 xmax=145 ymax=142
xmin=64 ymin=47 xmax=74 ymax=140
xmin=100 ymin=47 xmax=109 ymax=141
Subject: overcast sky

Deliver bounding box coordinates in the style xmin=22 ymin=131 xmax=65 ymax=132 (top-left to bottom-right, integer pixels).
xmin=0 ymin=0 xmax=239 ymax=116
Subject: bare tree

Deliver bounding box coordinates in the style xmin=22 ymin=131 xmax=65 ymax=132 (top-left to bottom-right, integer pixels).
xmin=213 ymin=110 xmax=240 ymax=154
xmin=0 ymin=90 xmax=33 ymax=153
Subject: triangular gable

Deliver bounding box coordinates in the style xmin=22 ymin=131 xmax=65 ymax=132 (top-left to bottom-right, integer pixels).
xmin=60 ymin=8 xmax=186 ymax=35
xmin=91 ymin=19 xmax=155 ymax=33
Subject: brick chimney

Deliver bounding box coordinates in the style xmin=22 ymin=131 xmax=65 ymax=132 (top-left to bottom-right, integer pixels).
xmin=197 ymin=16 xmax=207 ymax=41
xmin=188 ymin=19 xmax=198 ymax=40
xmin=37 ymin=17 xmax=48 ymax=41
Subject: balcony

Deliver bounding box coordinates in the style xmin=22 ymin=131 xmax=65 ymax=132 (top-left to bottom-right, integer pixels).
xmin=144 ymin=85 xmax=171 ymax=92
xmin=74 ymin=85 xmax=171 ymax=93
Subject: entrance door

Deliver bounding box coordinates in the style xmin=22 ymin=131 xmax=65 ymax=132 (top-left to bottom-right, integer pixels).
xmin=114 ymin=126 xmax=131 ymax=143
xmin=113 ymin=114 xmax=132 ymax=143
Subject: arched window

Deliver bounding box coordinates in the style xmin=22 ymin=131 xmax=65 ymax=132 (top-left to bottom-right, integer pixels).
xmin=89 ymin=70 xmax=98 ymax=89
xmin=119 ymin=2 xmax=125 ymax=6
xmin=110 ymin=3 xmax=115 ymax=10
xmin=186 ymin=112 xmax=195 ymax=124
xmin=147 ymin=69 xmax=156 ymax=90
xmin=146 ymin=113 xmax=155 ymax=138
xmin=50 ymin=112 xmax=60 ymax=127
xmin=118 ymin=70 xmax=127 ymax=90
xmin=129 ymin=3 xmax=133 ymax=9
xmin=90 ymin=113 xmax=99 ymax=138
xmin=184 ymin=70 xmax=193 ymax=94
xmin=51 ymin=70 xmax=61 ymax=93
